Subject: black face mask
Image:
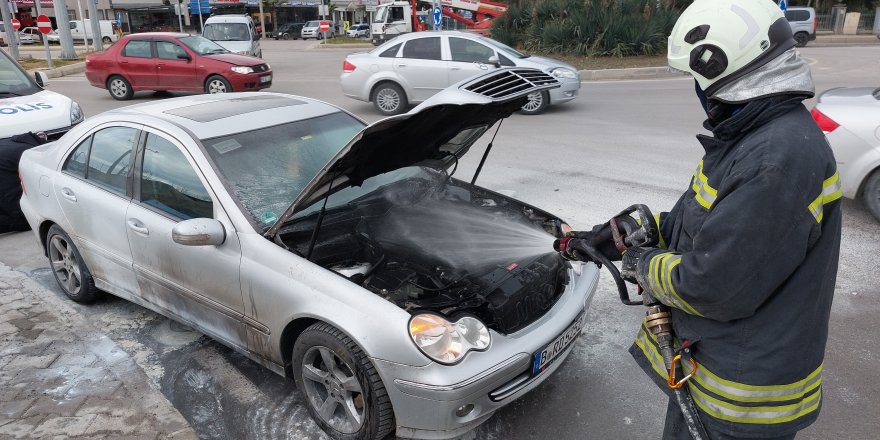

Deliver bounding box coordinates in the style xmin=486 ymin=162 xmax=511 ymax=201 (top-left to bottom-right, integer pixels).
xmin=695 ymin=79 xmax=710 ymax=114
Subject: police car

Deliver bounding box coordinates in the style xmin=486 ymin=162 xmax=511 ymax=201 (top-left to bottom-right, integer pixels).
xmin=0 ymin=48 xmax=84 ymax=139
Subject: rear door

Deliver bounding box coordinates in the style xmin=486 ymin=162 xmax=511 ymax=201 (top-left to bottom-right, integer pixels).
xmin=395 ymin=36 xmax=446 ymax=102
xmin=155 ymin=39 xmax=197 ymax=90
xmin=118 ymin=38 xmax=157 ymax=88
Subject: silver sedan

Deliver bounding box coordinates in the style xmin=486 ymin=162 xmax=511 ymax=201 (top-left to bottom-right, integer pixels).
xmin=341 ymin=31 xmax=582 ymax=116
xmin=19 ymin=70 xmax=597 ymax=440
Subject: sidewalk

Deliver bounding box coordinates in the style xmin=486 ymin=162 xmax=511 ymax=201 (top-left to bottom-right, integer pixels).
xmin=0 ymin=262 xmax=197 ymax=439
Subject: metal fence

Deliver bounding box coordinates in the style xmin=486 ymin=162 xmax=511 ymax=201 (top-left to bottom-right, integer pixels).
xmin=858 ymin=11 xmax=876 ymax=32
xmin=816 ymin=13 xmax=833 ymax=31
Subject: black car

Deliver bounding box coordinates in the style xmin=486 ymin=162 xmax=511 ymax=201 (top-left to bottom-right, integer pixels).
xmin=275 ymin=22 xmax=305 ymax=40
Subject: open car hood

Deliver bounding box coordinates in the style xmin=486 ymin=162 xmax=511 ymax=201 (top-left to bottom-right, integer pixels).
xmin=265 ymin=68 xmax=560 ymax=239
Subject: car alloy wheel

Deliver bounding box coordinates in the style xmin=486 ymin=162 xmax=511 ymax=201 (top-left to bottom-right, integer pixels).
xmin=864 ymin=170 xmax=880 ymax=222
xmin=373 ymin=83 xmax=407 ymax=116
xmin=794 ymin=32 xmax=809 ymax=48
xmin=520 ymin=90 xmax=549 ymax=115
xmin=108 ymin=76 xmax=133 ymax=100
xmin=301 ymin=345 xmax=365 ymax=433
xmin=46 ymin=225 xmax=100 ymax=303
xmin=206 ymin=76 xmax=232 ymax=94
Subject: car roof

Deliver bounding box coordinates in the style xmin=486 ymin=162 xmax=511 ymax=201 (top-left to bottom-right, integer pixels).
xmin=205 ymin=15 xmax=251 ymax=23
xmin=102 ymin=92 xmax=354 ymax=140
xmin=122 ymin=32 xmax=189 ymax=39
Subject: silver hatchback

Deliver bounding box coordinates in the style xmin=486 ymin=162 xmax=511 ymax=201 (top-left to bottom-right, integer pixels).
xmin=341 ymin=31 xmax=581 ymax=116
xmin=20 ymin=70 xmax=597 ymax=440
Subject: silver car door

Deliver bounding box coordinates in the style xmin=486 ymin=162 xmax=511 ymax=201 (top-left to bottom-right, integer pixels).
xmin=53 ymin=124 xmax=139 ymax=296
xmin=126 ymin=129 xmax=247 ymax=349
xmin=394 ymin=36 xmax=447 ymax=102
xmin=446 ymin=36 xmax=496 ymax=85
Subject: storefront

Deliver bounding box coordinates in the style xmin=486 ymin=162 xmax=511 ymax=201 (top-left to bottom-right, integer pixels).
xmin=10 ymin=0 xmax=113 ymax=28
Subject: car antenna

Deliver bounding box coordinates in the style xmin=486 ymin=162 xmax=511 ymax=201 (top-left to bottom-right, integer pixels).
xmin=470 ymin=119 xmax=503 ymax=186
xmin=305 ymin=171 xmax=338 ymax=261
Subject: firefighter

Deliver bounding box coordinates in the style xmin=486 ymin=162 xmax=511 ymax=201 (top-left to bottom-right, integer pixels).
xmin=577 ymin=0 xmax=841 ymax=438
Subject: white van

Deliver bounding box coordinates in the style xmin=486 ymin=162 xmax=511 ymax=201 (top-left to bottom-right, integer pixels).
xmin=203 ymin=15 xmax=262 ymax=58
xmin=67 ymin=20 xmax=119 ymax=44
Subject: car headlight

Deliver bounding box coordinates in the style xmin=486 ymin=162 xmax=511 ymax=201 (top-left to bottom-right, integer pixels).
xmin=70 ymin=101 xmax=84 ymax=125
xmin=409 ymin=313 xmax=491 ymax=364
xmin=231 ymin=66 xmax=254 ymax=74
xmin=550 ymin=67 xmax=578 ymax=79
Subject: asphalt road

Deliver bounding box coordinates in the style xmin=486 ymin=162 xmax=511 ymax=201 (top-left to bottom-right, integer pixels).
xmin=2 ymin=40 xmax=878 ymax=439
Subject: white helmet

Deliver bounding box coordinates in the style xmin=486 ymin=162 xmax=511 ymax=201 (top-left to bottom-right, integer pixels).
xmin=668 ymin=0 xmax=796 ymax=97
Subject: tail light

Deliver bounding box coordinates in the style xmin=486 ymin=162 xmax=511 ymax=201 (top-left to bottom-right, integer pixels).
xmin=342 ymin=60 xmax=356 ymax=73
xmin=813 ymin=17 xmax=818 ymax=33
xmin=18 ymin=171 xmax=26 ymax=196
xmin=810 ymin=107 xmax=839 ymax=134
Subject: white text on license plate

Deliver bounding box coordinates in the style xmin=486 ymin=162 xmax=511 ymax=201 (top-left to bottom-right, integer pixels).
xmin=260 ymin=75 xmax=272 ymax=83
xmin=532 ymin=312 xmax=586 ymax=375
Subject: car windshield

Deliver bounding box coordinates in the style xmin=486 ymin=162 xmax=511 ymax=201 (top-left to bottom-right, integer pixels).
xmin=178 ymin=36 xmax=229 ymax=55
xmin=202 ymin=112 xmax=364 ymax=230
xmin=0 ymin=51 xmax=39 ymax=97
xmin=305 ymin=21 xmax=320 ymax=27
xmin=203 ymin=23 xmax=249 ymax=41
xmin=480 ymin=36 xmax=529 ymax=59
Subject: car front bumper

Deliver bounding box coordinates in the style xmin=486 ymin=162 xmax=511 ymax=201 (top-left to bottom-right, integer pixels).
xmin=373 ymin=263 xmax=599 ymax=439
xmin=548 ymin=77 xmax=581 ymax=105
xmin=229 ymin=72 xmax=273 ymax=91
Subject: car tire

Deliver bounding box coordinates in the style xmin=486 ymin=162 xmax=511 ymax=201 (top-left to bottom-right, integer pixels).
xmin=794 ymin=32 xmax=809 ymax=48
xmin=372 ymin=82 xmax=407 ymax=116
xmin=519 ymin=90 xmax=550 ymax=115
xmin=282 ymin=33 xmax=290 ymax=40
xmin=102 ymin=36 xmax=112 ymax=44
xmin=107 ymin=75 xmax=134 ymax=101
xmin=205 ymin=75 xmax=232 ymax=94
xmin=46 ymin=225 xmax=101 ymax=304
xmin=293 ymin=323 xmax=394 ymax=440
xmin=863 ymin=170 xmax=880 ymax=222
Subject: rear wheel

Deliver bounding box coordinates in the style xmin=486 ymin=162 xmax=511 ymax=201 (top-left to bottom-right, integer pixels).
xmin=519 ymin=90 xmax=549 ymax=115
xmin=107 ymin=75 xmax=133 ymax=100
xmin=863 ymin=170 xmax=880 ymax=222
xmin=372 ymin=82 xmax=407 ymax=116
xmin=102 ymin=36 xmax=112 ymax=44
xmin=47 ymin=225 xmax=101 ymax=304
xmin=293 ymin=323 xmax=394 ymax=440
xmin=205 ymin=75 xmax=232 ymax=94
xmin=794 ymin=32 xmax=809 ymax=47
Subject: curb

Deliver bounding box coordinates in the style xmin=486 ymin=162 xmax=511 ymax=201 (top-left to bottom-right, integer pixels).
xmin=578 ymin=66 xmax=684 ymax=81
xmin=28 ymin=61 xmax=85 ymax=78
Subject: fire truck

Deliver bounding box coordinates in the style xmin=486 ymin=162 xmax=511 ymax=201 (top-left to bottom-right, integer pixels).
xmin=370 ymin=0 xmax=508 ymax=46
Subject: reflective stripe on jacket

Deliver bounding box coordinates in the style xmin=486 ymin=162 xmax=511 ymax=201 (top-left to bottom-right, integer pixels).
xmin=629 ymin=95 xmax=841 ymax=438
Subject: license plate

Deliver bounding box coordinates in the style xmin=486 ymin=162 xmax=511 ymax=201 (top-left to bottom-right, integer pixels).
xmin=260 ymin=75 xmax=271 ymax=83
xmin=532 ymin=311 xmax=586 ymax=375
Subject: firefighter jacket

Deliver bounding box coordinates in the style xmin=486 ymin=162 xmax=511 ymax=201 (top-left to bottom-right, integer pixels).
xmin=1 ymin=133 xmax=44 ymax=233
xmin=628 ymin=94 xmax=841 ymax=437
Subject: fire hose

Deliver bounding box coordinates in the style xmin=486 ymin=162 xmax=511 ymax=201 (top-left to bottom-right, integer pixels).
xmin=554 ymin=205 xmax=709 ymax=440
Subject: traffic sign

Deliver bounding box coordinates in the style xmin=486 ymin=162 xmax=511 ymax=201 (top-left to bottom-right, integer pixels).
xmin=319 ymin=21 xmax=330 ymax=32
xmin=11 ymin=19 xmax=21 ymax=31
xmin=37 ymin=15 xmax=52 ymax=34
xmin=433 ymin=6 xmax=442 ymax=28
xmin=778 ymin=0 xmax=787 ymax=12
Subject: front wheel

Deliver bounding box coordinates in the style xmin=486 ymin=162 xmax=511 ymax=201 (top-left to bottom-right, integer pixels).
xmin=107 ymin=75 xmax=133 ymax=100
xmin=205 ymin=75 xmax=232 ymax=94
xmin=372 ymin=83 xmax=407 ymax=116
xmin=863 ymin=170 xmax=880 ymax=222
xmin=293 ymin=323 xmax=394 ymax=440
xmin=519 ymin=90 xmax=549 ymax=115
xmin=47 ymin=225 xmax=101 ymax=304
xmin=282 ymin=33 xmax=290 ymax=40
xmin=794 ymin=32 xmax=809 ymax=47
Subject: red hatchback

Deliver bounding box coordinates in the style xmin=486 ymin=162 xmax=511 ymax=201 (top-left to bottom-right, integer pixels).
xmin=85 ymin=33 xmax=272 ymax=100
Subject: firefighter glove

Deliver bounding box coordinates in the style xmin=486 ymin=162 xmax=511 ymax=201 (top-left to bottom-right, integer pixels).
xmin=621 ymin=246 xmax=651 ymax=283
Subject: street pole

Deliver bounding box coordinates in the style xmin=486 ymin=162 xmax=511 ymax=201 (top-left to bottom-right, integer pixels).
xmin=86 ymin=0 xmax=102 ymax=51
xmin=52 ymin=0 xmax=77 ymax=59
xmin=33 ymin=0 xmax=53 ymax=68
xmin=258 ymin=0 xmax=265 ymax=39
xmin=177 ymin=0 xmax=183 ymax=33
xmin=197 ymin=0 xmax=204 ymax=32
xmin=75 ymin=0 xmax=88 ymax=50
xmin=0 ymin=0 xmax=19 ymax=60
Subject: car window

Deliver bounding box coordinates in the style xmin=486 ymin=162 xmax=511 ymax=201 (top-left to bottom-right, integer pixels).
xmin=379 ymin=43 xmax=401 ymax=58
xmin=178 ymin=36 xmax=228 ymax=55
xmin=123 ymin=40 xmax=152 ymax=58
xmin=0 ymin=50 xmax=40 ymax=96
xmin=63 ymin=136 xmax=91 ymax=178
xmin=785 ymin=10 xmax=811 ymax=22
xmin=140 ymin=134 xmax=212 ymax=220
xmin=449 ymin=37 xmax=495 ymax=63
xmin=69 ymin=22 xmax=77 ymax=30
xmin=402 ymin=37 xmax=441 ymax=60
xmin=156 ymin=41 xmax=187 ymax=60
xmin=499 ymin=53 xmax=515 ymax=67
xmin=203 ymin=23 xmax=249 ymax=41
xmin=86 ymin=127 xmax=137 ymax=195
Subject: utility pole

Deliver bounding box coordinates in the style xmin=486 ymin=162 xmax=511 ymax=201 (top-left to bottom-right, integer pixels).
xmin=75 ymin=0 xmax=88 ymax=49
xmin=53 ymin=0 xmax=78 ymax=59
xmin=32 ymin=0 xmax=53 ymax=68
xmin=258 ymin=0 xmax=265 ymax=39
xmin=177 ymin=0 xmax=183 ymax=33
xmin=87 ymin=0 xmax=102 ymax=51
xmin=0 ymin=0 xmax=19 ymax=60
xmin=196 ymin=0 xmax=204 ymax=32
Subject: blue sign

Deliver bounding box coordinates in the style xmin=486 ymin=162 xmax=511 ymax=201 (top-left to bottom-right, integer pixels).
xmin=116 ymin=11 xmax=123 ymax=27
xmin=188 ymin=0 xmax=212 ymax=15
xmin=433 ymin=6 xmax=442 ymax=28
xmin=778 ymin=0 xmax=787 ymax=12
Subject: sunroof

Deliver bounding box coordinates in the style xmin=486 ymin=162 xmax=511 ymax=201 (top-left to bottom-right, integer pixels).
xmin=163 ymin=95 xmax=307 ymax=122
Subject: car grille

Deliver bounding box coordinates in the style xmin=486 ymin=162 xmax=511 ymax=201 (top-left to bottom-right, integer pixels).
xmin=461 ymin=69 xmax=559 ymax=100
xmin=252 ymin=64 xmax=269 ymax=72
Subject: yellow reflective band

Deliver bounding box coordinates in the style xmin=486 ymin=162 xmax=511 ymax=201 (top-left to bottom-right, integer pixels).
xmin=634 ymin=326 xmax=668 ymax=379
xmin=646 ymin=253 xmax=702 ymax=316
xmin=654 ymin=212 xmax=667 ymax=248
xmin=683 ymin=361 xmax=822 ymax=403
xmin=689 ymin=383 xmax=821 ymax=424
xmin=808 ymin=171 xmax=842 ymax=223
xmin=691 ymin=161 xmax=718 ymax=210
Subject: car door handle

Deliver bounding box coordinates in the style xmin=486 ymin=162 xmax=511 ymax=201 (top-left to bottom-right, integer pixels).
xmin=127 ymin=219 xmax=149 ymax=236
xmin=397 ymin=64 xmax=407 ymax=68
xmin=60 ymin=187 xmax=77 ymax=202
xmin=450 ymin=67 xmax=461 ymax=71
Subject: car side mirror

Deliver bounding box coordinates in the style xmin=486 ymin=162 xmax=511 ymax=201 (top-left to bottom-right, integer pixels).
xmin=177 ymin=53 xmax=192 ymax=61
xmin=35 ymin=71 xmax=49 ymax=87
xmin=172 ymin=218 xmax=226 ymax=246
xmin=488 ymin=55 xmax=501 ymax=68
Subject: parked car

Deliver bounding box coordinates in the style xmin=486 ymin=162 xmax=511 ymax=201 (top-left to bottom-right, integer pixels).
xmin=16 ymin=31 xmax=36 ymax=45
xmin=45 ymin=29 xmax=60 ymax=43
xmin=203 ymin=14 xmax=262 ymax=58
xmin=18 ymin=69 xmax=598 ymax=440
xmin=0 ymin=48 xmax=84 ymax=139
xmin=301 ymin=20 xmax=335 ymax=39
xmin=275 ymin=22 xmax=305 ymax=40
xmin=811 ymin=87 xmax=880 ymax=221
xmin=346 ymin=23 xmax=370 ymax=38
xmin=20 ymin=27 xmax=46 ymax=43
xmin=85 ymin=33 xmax=271 ymax=100
xmin=341 ymin=31 xmax=580 ymax=116
xmin=785 ymin=6 xmax=817 ymax=47
xmin=67 ymin=19 xmax=120 ymax=44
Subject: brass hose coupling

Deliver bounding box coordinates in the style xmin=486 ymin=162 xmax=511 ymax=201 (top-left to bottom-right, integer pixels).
xmin=644 ymin=305 xmax=673 ymax=337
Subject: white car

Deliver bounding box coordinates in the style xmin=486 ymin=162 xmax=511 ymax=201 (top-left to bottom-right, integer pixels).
xmin=18 ymin=70 xmax=598 ymax=440
xmin=812 ymin=87 xmax=880 ymax=221
xmin=346 ymin=23 xmax=370 ymax=38
xmin=0 ymin=49 xmax=84 ymax=139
